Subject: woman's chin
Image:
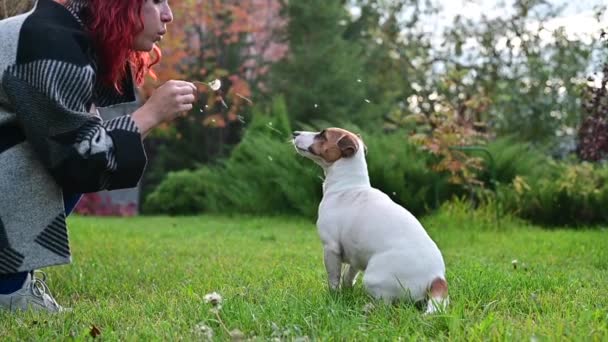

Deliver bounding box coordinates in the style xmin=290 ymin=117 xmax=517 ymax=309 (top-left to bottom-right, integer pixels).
xmin=133 ymin=41 xmax=156 ymax=52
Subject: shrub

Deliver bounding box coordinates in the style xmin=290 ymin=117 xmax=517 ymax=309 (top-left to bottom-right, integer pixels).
xmin=500 ymin=162 xmax=608 ymax=226
xmin=485 ymin=136 xmax=555 ymax=184
xmin=144 ymin=96 xmax=323 ymax=217
xmin=143 ymin=169 xmax=210 ymax=215
xmin=146 ymin=96 xmax=608 ymax=227
xmin=365 ymin=132 xmax=455 ymax=216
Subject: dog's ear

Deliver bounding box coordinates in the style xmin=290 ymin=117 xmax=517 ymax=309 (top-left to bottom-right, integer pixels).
xmin=338 ymin=135 xmax=358 ymax=158
xmin=355 ymin=133 xmax=368 ymax=155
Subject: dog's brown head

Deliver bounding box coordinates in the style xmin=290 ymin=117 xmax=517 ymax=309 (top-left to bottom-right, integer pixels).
xmin=292 ymin=127 xmax=364 ymax=165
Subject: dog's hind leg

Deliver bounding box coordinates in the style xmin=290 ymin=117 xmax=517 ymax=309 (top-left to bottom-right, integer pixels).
xmin=425 ymin=277 xmax=449 ymax=315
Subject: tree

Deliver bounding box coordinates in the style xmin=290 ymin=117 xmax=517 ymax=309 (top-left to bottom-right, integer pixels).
xmin=577 ymin=62 xmax=608 ymax=161
xmin=139 ymin=0 xmax=285 ymax=203
xmin=270 ymin=0 xmax=367 ymax=128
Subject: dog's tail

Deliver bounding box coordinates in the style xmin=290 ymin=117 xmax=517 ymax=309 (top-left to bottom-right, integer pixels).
xmin=425 ymin=277 xmax=449 ymax=315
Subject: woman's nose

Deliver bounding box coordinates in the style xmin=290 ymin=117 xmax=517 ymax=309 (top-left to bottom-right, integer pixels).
xmin=161 ymin=4 xmax=173 ymax=23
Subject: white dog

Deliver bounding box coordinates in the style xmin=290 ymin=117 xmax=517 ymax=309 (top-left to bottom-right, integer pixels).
xmin=293 ymin=128 xmax=448 ymax=314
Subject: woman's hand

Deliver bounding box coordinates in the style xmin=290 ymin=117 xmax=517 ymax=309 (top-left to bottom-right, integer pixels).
xmin=132 ymin=80 xmax=197 ymax=137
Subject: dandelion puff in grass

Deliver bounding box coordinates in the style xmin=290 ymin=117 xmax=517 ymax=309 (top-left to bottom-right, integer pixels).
xmin=192 ymin=322 xmax=214 ymax=340
xmin=209 ymin=305 xmax=222 ymax=314
xmin=204 ymin=292 xmax=223 ymax=306
xmin=229 ymin=329 xmax=246 ymax=341
xmin=362 ymin=302 xmax=375 ymax=315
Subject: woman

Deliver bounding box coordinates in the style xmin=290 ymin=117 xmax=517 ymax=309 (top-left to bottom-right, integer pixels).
xmin=0 ymin=0 xmax=196 ymax=312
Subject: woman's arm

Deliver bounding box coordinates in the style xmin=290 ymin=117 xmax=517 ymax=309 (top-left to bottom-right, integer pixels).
xmin=2 ymin=24 xmax=146 ymax=193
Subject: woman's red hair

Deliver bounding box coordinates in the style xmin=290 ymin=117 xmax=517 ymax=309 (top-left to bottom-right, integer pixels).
xmin=58 ymin=0 xmax=161 ymax=92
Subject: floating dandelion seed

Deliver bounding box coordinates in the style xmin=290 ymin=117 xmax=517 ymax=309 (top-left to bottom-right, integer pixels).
xmin=268 ymin=156 xmax=274 ymax=161
xmin=237 ymin=115 xmax=246 ymax=123
xmin=219 ymin=97 xmax=228 ymax=109
xmin=392 ymin=192 xmax=397 ymax=196
xmin=314 ymin=104 xmax=318 ymax=108
xmin=357 ymin=79 xmax=362 ymax=83
xmin=235 ymin=93 xmax=253 ymax=104
xmin=364 ymin=99 xmax=371 ymax=103
xmin=208 ymin=79 xmax=222 ymax=91
xmin=266 ymin=123 xmax=283 ymax=135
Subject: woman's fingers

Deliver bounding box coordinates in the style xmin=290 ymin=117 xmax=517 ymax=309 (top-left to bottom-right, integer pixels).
xmin=178 ymin=93 xmax=196 ymax=105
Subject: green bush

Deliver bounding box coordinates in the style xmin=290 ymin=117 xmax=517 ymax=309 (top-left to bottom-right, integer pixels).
xmin=144 ymin=96 xmax=324 ymax=217
xmin=500 ymin=162 xmax=608 ymax=226
xmin=145 ymin=97 xmax=608 ymax=228
xmin=143 ymin=168 xmax=210 ymax=215
xmin=364 ymin=132 xmax=455 ymax=216
xmin=145 ymin=95 xmax=465 ymax=217
xmin=485 ymin=136 xmax=555 ymax=184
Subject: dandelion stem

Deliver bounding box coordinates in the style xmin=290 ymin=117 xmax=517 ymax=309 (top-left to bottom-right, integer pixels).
xmin=214 ymin=311 xmax=231 ymax=335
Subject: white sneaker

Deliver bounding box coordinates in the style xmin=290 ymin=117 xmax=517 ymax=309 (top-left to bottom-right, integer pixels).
xmin=0 ymin=272 xmax=67 ymax=313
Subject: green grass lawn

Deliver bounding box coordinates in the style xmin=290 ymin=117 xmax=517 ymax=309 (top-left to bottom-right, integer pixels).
xmin=1 ymin=206 xmax=607 ymax=341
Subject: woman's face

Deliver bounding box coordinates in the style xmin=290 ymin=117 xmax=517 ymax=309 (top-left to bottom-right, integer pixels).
xmin=132 ymin=0 xmax=173 ymax=51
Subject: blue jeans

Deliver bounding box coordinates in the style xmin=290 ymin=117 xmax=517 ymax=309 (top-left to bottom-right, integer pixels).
xmin=63 ymin=192 xmax=82 ymax=216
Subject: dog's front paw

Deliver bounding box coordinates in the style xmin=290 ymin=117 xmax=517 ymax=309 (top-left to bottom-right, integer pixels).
xmin=328 ymin=281 xmax=340 ymax=292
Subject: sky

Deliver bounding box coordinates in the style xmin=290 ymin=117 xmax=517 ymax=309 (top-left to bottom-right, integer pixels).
xmin=349 ymin=0 xmax=606 ymax=43
xmin=437 ymin=0 xmax=606 ymax=43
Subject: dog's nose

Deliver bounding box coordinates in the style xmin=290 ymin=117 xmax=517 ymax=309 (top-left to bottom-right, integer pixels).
xmin=292 ymin=131 xmax=301 ymax=139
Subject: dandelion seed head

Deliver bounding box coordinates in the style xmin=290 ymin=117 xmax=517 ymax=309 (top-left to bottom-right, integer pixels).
xmin=208 ymin=79 xmax=222 ymax=91
xmin=362 ymin=302 xmax=375 ymax=315
xmin=192 ymin=323 xmax=214 ymax=340
xmin=203 ymin=292 xmax=223 ymax=306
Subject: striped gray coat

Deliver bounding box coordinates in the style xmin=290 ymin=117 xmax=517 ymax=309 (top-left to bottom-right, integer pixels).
xmin=0 ymin=0 xmax=147 ymax=273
